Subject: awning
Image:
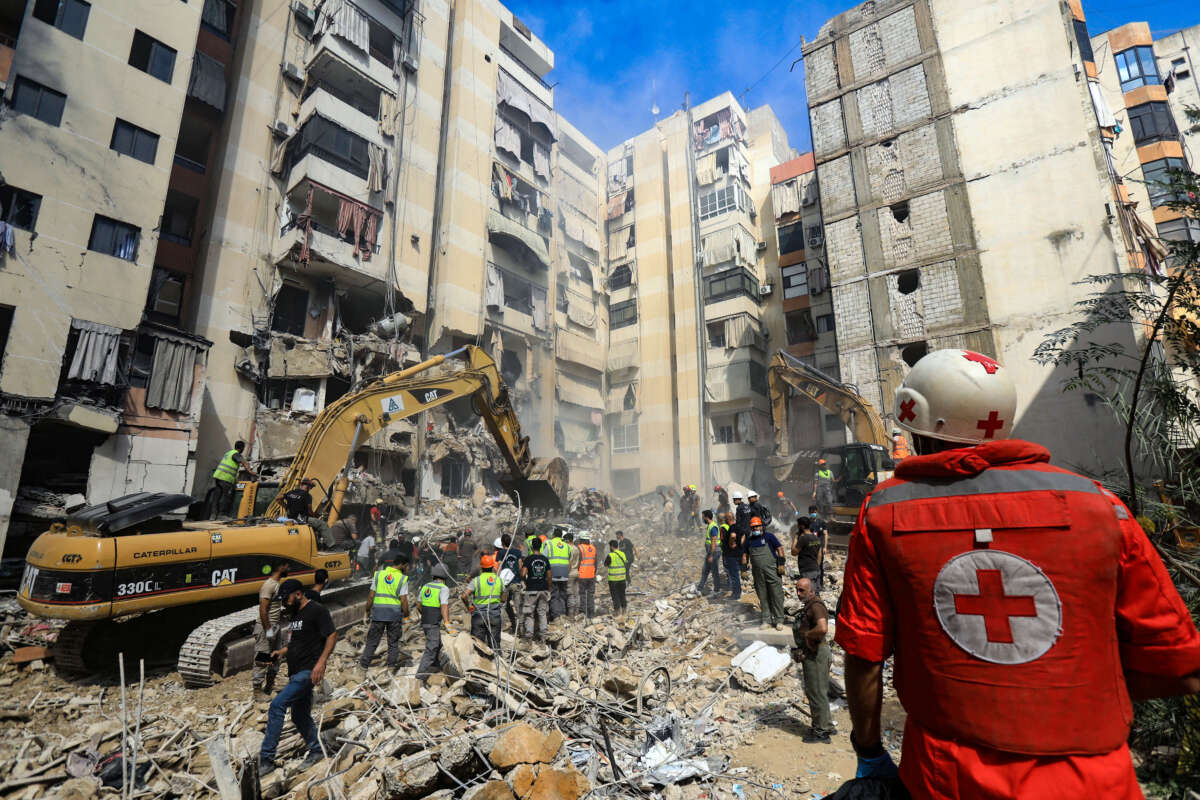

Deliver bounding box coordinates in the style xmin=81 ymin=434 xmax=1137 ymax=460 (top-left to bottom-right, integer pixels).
xmin=606 ymin=382 xmax=638 ymax=414
xmin=556 ymin=372 xmax=603 ymax=410
xmin=496 ymin=69 xmax=557 ymax=140
xmin=555 ymin=328 xmax=603 ymax=370
xmin=607 ymin=191 xmax=628 ymax=219
xmin=561 ymin=207 xmax=601 ymax=252
xmin=607 ymin=339 xmax=639 ymax=373
xmin=188 ymin=51 xmax=226 ymax=111
xmin=488 ymin=209 xmax=550 ymax=269
xmin=696 ymin=152 xmax=718 ymax=185
xmin=494 ymin=114 xmax=521 ymax=159
xmin=772 ymin=179 xmax=800 ymax=217
xmin=702 ymin=224 xmax=756 ymax=268
xmin=317 ymin=0 xmax=369 ymax=54
xmin=564 ymin=291 xmax=595 ymax=326
xmin=559 ymin=173 xmax=597 ymax=221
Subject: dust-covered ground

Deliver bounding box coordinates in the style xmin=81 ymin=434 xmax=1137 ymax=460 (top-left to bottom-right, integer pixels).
xmin=0 ymin=495 xmax=907 ymax=799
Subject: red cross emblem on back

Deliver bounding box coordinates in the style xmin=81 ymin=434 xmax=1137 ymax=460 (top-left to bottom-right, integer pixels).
xmin=954 ymin=569 xmax=1037 ymax=643
xmin=963 ymin=351 xmax=1000 ymax=374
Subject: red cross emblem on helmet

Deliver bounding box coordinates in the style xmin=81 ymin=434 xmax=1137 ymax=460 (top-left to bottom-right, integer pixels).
xmin=933 ymin=550 xmax=1062 ymax=665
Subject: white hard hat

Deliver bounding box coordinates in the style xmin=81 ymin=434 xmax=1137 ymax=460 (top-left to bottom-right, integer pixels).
xmin=493 ymin=537 xmax=504 ymax=549
xmin=894 ymin=349 xmax=1017 ymax=445
xmin=412 ymin=535 xmax=421 ymax=543
xmin=578 ymin=530 xmax=591 ymax=541
xmin=731 ymin=491 xmax=744 ymax=500
xmin=748 ymin=489 xmax=758 ymax=497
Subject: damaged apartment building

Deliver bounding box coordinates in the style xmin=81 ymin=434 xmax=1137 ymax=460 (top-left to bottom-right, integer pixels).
xmin=0 ymin=0 xmax=213 ymax=556
xmin=799 ymin=0 xmax=1168 ymax=476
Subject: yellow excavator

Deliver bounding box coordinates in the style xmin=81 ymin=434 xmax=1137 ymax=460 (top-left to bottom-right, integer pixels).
xmin=767 ymin=350 xmax=894 ymax=535
xmin=17 ymin=345 xmax=566 ymax=683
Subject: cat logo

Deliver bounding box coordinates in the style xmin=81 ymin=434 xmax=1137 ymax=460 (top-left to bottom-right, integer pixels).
xmin=324 ymin=560 xmax=340 ymax=568
xmin=62 ymin=553 xmax=83 ymax=564
xmin=211 ymin=568 xmax=239 ymax=586
xmin=380 ymin=394 xmax=405 ymax=414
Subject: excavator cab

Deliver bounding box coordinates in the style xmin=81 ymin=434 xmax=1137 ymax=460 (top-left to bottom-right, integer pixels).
xmin=819 ymin=443 xmax=894 ymax=532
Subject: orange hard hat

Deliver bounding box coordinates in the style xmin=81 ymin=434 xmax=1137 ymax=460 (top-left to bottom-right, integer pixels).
xmin=479 ymin=554 xmax=497 ymax=569
xmin=818 ymin=458 xmax=827 ymax=465
xmin=777 ymin=491 xmax=784 ymax=498
xmin=750 ymin=516 xmax=763 ymax=527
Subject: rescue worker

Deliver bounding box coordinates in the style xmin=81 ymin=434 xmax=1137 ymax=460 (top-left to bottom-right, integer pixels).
xmin=281 ymin=478 xmax=315 ymax=521
xmin=524 ymin=527 xmax=546 ymax=553
xmin=743 ymin=490 xmax=773 ymax=529
xmin=838 ymin=348 xmax=1200 ymax=794
xmin=359 ymin=552 xmax=409 ymax=672
xmin=729 ymin=491 xmax=746 ymax=538
xmin=792 ymin=516 xmax=823 ymax=592
xmin=616 ymin=530 xmax=635 ymax=588
xmin=547 ymin=527 xmax=571 ymax=620
xmin=891 ymin=426 xmax=910 ymax=461
xmin=812 ymin=459 xmax=834 ymax=517
xmin=792 ymin=577 xmax=834 ymax=743
xmin=576 ymin=531 xmax=598 ymax=619
xmin=305 ymin=568 xmax=328 ymax=601
xmin=605 ymin=539 xmax=628 ymax=616
xmin=252 ymin=563 xmax=289 ymax=701
xmin=808 ymin=504 xmax=829 ymax=590
xmin=496 ymin=533 xmax=524 ymax=633
xmin=697 ymin=509 xmax=723 ymax=595
xmin=714 ymin=485 xmax=731 ymax=516
xmin=415 ymin=563 xmax=451 ymax=683
xmin=461 ymin=554 xmax=505 ymax=651
xmin=743 ymin=516 xmax=786 ymax=628
xmin=521 ymin=539 xmax=551 ymax=642
xmin=210 ymin=440 xmax=257 ymax=519
xmin=565 ymin=531 xmax=580 ymax=618
xmin=719 ymin=511 xmax=742 ymax=600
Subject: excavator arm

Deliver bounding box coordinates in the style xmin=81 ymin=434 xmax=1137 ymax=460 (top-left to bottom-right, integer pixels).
xmin=264 ymin=345 xmax=567 ymax=519
xmin=768 ymin=350 xmax=890 ymax=478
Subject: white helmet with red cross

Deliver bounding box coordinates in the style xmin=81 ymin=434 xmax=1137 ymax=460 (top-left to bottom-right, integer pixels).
xmin=894 ymin=349 xmax=1017 ymax=445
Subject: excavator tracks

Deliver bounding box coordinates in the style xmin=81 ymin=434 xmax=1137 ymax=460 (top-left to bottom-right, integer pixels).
xmin=177 ymin=581 xmax=372 ymax=688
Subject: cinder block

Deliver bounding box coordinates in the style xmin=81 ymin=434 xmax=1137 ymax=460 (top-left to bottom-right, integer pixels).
xmin=811 ymin=99 xmax=847 ymax=155
xmin=826 ymin=217 xmax=866 ymax=282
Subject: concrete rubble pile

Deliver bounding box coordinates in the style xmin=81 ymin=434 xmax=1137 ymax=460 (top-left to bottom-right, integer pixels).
xmin=0 ymin=497 xmax=901 ymax=799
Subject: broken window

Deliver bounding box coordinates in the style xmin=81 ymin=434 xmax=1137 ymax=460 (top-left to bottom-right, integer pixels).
xmin=127 ymin=333 xmax=155 ymax=389
xmin=271 ymin=284 xmax=310 ymax=336
xmin=612 ymin=421 xmax=639 ymax=453
xmin=897 ymin=269 xmax=920 ymax=294
xmin=502 ymin=271 xmax=533 ymax=313
xmin=129 ymin=30 xmax=176 ymax=83
xmin=707 ymin=320 xmax=726 ymax=348
xmin=609 ymin=264 xmax=632 ymax=290
xmin=287 ymin=115 xmax=371 ymax=179
xmin=12 ymin=76 xmax=67 ymax=127
xmin=781 ymin=263 xmax=808 ymax=299
xmin=111 ymin=118 xmax=160 ymax=165
xmin=260 ymin=377 xmax=320 ymax=410
xmin=32 ymin=0 xmax=90 ymax=39
xmin=146 ymin=267 xmax=186 ymax=324
xmin=749 ymin=361 xmax=768 ymax=396
xmin=0 ymin=305 xmax=12 ymax=377
xmin=713 ymin=417 xmax=737 ymax=444
xmin=890 ymin=201 xmax=910 ymax=224
xmin=88 ymin=215 xmax=140 ymax=261
xmin=440 ymin=457 xmax=469 ymax=497
xmin=0 ymin=185 xmax=42 ymax=231
xmin=161 ymin=191 xmax=199 ymax=246
xmin=610 ymin=299 xmax=637 ymax=329
xmin=623 ymin=385 xmax=636 ymax=411
xmin=500 ymin=349 xmax=523 ymax=386
xmin=174 ymin=116 xmax=212 ymax=172
xmin=786 ymin=309 xmax=817 ymax=345
xmin=569 ymin=253 xmax=594 ymax=286
xmin=901 ymin=341 xmax=928 ymax=367
xmin=777 ymin=222 xmax=804 ymax=254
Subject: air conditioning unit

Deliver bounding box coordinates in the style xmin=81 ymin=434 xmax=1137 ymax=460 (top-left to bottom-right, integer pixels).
xmin=756 ymin=241 xmax=767 ymax=252
xmin=291 ymin=1 xmax=316 ymax=26
xmin=808 ymin=232 xmax=825 ymax=249
xmin=401 ymin=52 xmax=418 ymax=73
xmin=759 ymin=283 xmax=774 ymax=297
xmin=271 ymin=120 xmax=293 ymax=138
xmin=281 ymin=61 xmax=304 ymax=83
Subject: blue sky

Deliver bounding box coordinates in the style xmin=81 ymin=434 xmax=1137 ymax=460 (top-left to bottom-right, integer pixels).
xmin=509 ymin=0 xmax=1199 ymax=154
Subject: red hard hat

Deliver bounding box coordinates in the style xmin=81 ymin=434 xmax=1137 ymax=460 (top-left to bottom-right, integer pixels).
xmin=750 ymin=516 xmax=763 ymax=527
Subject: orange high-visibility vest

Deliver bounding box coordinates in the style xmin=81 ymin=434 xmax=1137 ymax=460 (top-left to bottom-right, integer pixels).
xmin=577 ymin=543 xmax=596 ymax=579
xmin=892 ymin=433 xmax=911 ymax=460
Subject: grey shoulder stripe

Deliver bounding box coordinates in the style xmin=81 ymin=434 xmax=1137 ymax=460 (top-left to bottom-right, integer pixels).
xmin=870 ymin=469 xmax=1101 ymax=506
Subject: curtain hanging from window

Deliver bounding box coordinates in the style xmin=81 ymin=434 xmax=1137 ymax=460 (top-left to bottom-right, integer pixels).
xmin=67 ymin=320 xmax=122 ymax=385
xmin=494 ymin=115 xmax=521 ymax=159
xmin=379 ymin=92 xmax=398 ymax=137
xmin=367 ymin=143 xmax=387 ymax=193
xmin=146 ymin=336 xmax=200 ymax=413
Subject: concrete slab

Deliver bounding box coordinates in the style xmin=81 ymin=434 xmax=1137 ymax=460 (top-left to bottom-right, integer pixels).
xmin=735 ymin=626 xmax=795 ymax=649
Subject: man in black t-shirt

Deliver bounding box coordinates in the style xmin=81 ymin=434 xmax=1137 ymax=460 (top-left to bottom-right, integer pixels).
xmin=719 ymin=511 xmax=743 ymax=600
xmin=496 ymin=533 xmax=524 ymax=633
xmin=259 ymin=579 xmax=337 ymax=775
xmin=281 ymin=479 xmax=315 ymax=521
xmin=792 ymin=517 xmax=822 ymax=589
xmin=520 ymin=539 xmax=550 ymax=642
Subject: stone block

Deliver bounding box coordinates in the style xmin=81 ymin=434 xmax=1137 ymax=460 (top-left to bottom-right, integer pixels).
xmin=528 ymin=766 xmax=589 ymax=800
xmin=489 ymin=723 xmax=564 ymax=769
xmin=464 ymin=781 xmax=516 ymax=800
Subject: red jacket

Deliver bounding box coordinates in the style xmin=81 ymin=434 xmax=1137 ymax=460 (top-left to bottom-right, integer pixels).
xmin=837 ymin=440 xmax=1200 ymax=758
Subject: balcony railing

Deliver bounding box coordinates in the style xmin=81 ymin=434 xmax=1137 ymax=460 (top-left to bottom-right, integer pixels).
xmin=281 ymin=217 xmax=381 ymax=255
xmin=500 ymin=44 xmax=550 ymax=90
xmin=173 ymin=153 xmax=207 ymax=174
xmin=302 ymin=78 xmax=380 ymax=118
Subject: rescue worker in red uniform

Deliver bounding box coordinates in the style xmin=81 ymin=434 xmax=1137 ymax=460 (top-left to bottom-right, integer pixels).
xmin=838 ymin=348 xmax=1200 ymax=798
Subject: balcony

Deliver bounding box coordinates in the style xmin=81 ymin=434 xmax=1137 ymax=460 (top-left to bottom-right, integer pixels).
xmin=497 ymin=45 xmax=552 ymax=108
xmin=307 ymin=4 xmax=401 ymax=93
xmin=275 ymin=180 xmax=385 ymax=288
xmin=284 ymin=115 xmax=379 ymax=199
xmin=298 ymin=83 xmax=384 ymax=149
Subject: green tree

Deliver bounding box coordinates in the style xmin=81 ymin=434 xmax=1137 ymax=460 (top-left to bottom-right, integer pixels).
xmin=1034 ymin=109 xmax=1199 ymax=797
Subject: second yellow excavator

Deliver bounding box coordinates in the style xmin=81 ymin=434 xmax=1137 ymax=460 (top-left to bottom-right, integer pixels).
xmin=18 ymin=345 xmax=566 ymax=683
xmin=768 ymin=350 xmax=894 ymax=535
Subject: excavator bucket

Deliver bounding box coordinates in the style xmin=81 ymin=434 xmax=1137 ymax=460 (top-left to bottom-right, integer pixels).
xmin=500 ymin=457 xmax=569 ymax=510
xmin=766 ymin=453 xmax=801 ymax=482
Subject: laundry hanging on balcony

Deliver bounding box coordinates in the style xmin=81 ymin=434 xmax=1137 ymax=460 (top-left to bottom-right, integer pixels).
xmin=367 ymin=143 xmax=388 ymax=193
xmin=67 ymin=320 xmax=123 ymax=385
xmin=316 ymin=0 xmax=369 ymax=54
xmin=336 ymin=195 xmax=380 ymax=261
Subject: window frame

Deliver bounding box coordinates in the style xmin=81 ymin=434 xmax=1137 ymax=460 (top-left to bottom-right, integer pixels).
xmin=161 ymin=191 xmax=199 ymax=247
xmin=110 ymin=119 xmax=160 ymax=165
xmin=1141 ymin=157 xmax=1187 ymax=207
xmin=146 ymin=267 xmax=186 ymax=324
xmin=611 ymin=421 xmax=640 ymax=454
xmin=707 ymin=320 xmax=726 ymax=348
xmin=704 ymin=267 xmax=760 ymax=305
xmin=781 ymin=262 xmax=809 ymax=299
xmin=816 ymin=313 xmax=836 ymax=334
xmin=129 ymin=30 xmax=177 ymax=84
xmin=785 ymin=309 xmax=817 ymax=345
xmin=200 ymin=0 xmax=238 ymax=40
xmin=1115 ymin=46 xmax=1162 ymax=92
xmin=777 ymin=221 xmax=805 ymax=255
xmin=610 ymin=299 xmax=637 ymax=329
xmin=0 ymin=185 xmax=43 ymax=231
xmin=698 ymin=183 xmax=743 ymax=221
xmin=87 ymin=215 xmax=141 ymax=262
xmin=1127 ymin=102 xmax=1179 ymax=146
xmin=11 ymin=76 xmax=67 ymax=126
xmin=32 ymin=0 xmax=91 ymax=40
xmin=609 ymin=264 xmax=633 ymax=290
